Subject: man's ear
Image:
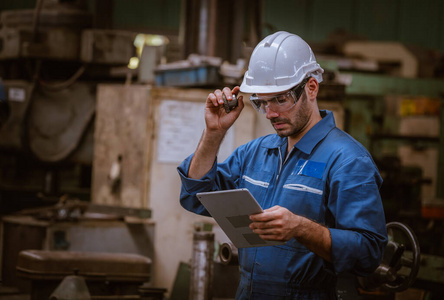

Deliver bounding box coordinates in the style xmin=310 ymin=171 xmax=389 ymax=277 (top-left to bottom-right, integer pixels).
xmin=306 ymin=78 xmax=319 ymax=100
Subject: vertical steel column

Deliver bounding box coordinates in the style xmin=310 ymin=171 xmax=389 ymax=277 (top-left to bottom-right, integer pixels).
xmin=179 ymin=0 xmax=254 ymax=63
xmin=197 ymin=0 xmax=210 ymax=56
xmin=437 ymin=96 xmax=444 ymax=199
xmin=189 ymin=231 xmax=214 ymax=300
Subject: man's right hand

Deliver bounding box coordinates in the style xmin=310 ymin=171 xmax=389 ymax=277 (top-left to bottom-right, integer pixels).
xmin=205 ymin=86 xmax=244 ymax=134
xmin=188 ymin=86 xmax=244 ymax=179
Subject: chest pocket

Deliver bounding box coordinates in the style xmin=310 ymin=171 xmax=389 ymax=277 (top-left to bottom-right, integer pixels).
xmin=282 ymin=174 xmax=325 ymax=221
xmin=240 ymin=169 xmax=272 ymax=205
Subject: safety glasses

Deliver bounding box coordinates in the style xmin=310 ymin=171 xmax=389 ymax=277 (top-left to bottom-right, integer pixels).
xmin=250 ymin=78 xmax=309 ymax=114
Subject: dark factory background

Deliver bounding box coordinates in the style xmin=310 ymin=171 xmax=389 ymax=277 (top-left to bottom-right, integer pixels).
xmin=0 ymin=0 xmax=443 ymax=299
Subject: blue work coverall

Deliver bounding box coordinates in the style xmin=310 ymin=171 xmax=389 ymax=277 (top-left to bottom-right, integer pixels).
xmin=178 ymin=110 xmax=388 ymax=299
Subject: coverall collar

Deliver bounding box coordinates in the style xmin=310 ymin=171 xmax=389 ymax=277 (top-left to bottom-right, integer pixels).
xmin=261 ymin=110 xmax=336 ymax=155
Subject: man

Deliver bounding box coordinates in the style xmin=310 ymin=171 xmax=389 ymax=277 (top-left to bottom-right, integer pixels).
xmin=178 ymin=31 xmax=387 ymax=299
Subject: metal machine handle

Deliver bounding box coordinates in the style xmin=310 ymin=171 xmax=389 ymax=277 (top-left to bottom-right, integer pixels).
xmin=219 ymin=242 xmax=238 ymax=266
xmin=358 ymin=221 xmax=421 ymax=293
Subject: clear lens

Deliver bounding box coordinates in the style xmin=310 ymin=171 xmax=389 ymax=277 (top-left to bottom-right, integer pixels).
xmin=250 ymin=97 xmax=267 ymax=114
xmin=250 ymin=90 xmax=296 ymax=114
xmin=249 ymin=78 xmax=309 ymax=114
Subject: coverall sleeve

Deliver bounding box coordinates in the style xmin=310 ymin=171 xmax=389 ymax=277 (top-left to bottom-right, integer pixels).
xmin=327 ymin=156 xmax=388 ymax=276
xmin=177 ymin=148 xmax=243 ymax=216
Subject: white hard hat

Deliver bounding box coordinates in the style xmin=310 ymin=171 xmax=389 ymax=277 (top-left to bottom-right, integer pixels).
xmin=240 ymin=31 xmax=324 ymax=94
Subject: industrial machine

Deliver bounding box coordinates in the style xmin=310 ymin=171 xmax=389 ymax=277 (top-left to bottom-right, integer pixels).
xmin=16 ymin=249 xmax=155 ymax=300
xmin=1 ymin=197 xmax=157 ymax=299
xmin=2 ymin=1 xmax=444 ymax=299
xmin=219 ymin=222 xmax=421 ymax=299
xmin=358 ymin=222 xmax=420 ymax=294
xmin=0 ymin=0 xmax=136 ymax=213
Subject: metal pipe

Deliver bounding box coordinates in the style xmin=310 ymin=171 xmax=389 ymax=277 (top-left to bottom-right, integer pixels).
xmin=437 ymin=96 xmax=444 ymax=199
xmin=219 ymin=242 xmax=238 ymax=266
xmin=198 ymin=0 xmax=210 ymax=56
xmin=189 ymin=231 xmax=214 ymax=300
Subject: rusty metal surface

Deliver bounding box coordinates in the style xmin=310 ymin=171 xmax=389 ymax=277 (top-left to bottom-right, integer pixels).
xmin=49 ymin=272 xmax=91 ymax=300
xmin=27 ymin=82 xmax=95 ymax=162
xmin=219 ymin=242 xmax=238 ymax=266
xmin=189 ymin=231 xmax=214 ymax=300
xmin=81 ymin=30 xmax=136 ymax=64
xmin=0 ymin=81 xmax=34 ymax=150
xmin=14 ymin=197 xmax=152 ymax=221
xmin=0 ymin=27 xmax=82 ymax=60
xmin=0 ymin=4 xmax=92 ymax=60
xmin=16 ymin=250 xmax=151 ymax=282
xmin=0 ymin=8 xmax=92 ymax=30
xmin=0 ymin=81 xmax=96 ymax=163
xmin=1 ymin=219 xmax=47 ymax=287
xmin=1 ymin=213 xmax=155 ymax=290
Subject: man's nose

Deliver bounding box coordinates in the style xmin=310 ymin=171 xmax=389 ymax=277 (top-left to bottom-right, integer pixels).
xmin=265 ymin=106 xmax=279 ymax=119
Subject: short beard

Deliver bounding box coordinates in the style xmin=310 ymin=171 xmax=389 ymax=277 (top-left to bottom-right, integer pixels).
xmin=271 ymin=93 xmax=309 ymax=138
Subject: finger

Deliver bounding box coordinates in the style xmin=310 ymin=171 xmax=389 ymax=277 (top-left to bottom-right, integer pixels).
xmin=222 ymin=87 xmax=233 ymax=101
xmin=252 ymin=226 xmax=280 ymax=237
xmin=237 ymin=95 xmax=244 ymax=108
xmin=250 ymin=210 xmax=276 ymax=222
xmin=249 ymin=212 xmax=266 ymax=222
xmin=264 ymin=205 xmax=281 ymax=213
xmin=258 ymin=234 xmax=275 ymax=241
xmin=213 ymin=89 xmax=225 ymax=106
xmin=262 ymin=206 xmax=286 ymax=220
xmin=251 ymin=224 xmax=288 ymax=240
xmin=207 ymin=92 xmax=219 ymax=107
xmin=250 ymin=219 xmax=277 ymax=230
xmin=250 ymin=220 xmax=264 ymax=230
xmin=231 ymin=86 xmax=240 ymax=95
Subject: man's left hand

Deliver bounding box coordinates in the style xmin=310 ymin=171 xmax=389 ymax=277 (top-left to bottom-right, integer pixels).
xmin=249 ymin=205 xmax=301 ymax=241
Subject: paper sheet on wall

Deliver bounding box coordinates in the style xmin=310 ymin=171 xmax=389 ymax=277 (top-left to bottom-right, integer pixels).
xmin=157 ymin=100 xmax=234 ymax=164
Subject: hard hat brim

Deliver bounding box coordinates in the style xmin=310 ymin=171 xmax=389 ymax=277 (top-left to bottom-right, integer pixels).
xmin=239 ymin=78 xmax=298 ymax=94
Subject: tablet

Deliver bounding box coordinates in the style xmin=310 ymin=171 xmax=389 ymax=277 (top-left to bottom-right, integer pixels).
xmin=196 ymin=189 xmax=284 ymax=248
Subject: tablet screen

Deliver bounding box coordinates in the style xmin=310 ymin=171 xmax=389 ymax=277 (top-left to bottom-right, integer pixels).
xmin=196 ymin=189 xmax=284 ymax=248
